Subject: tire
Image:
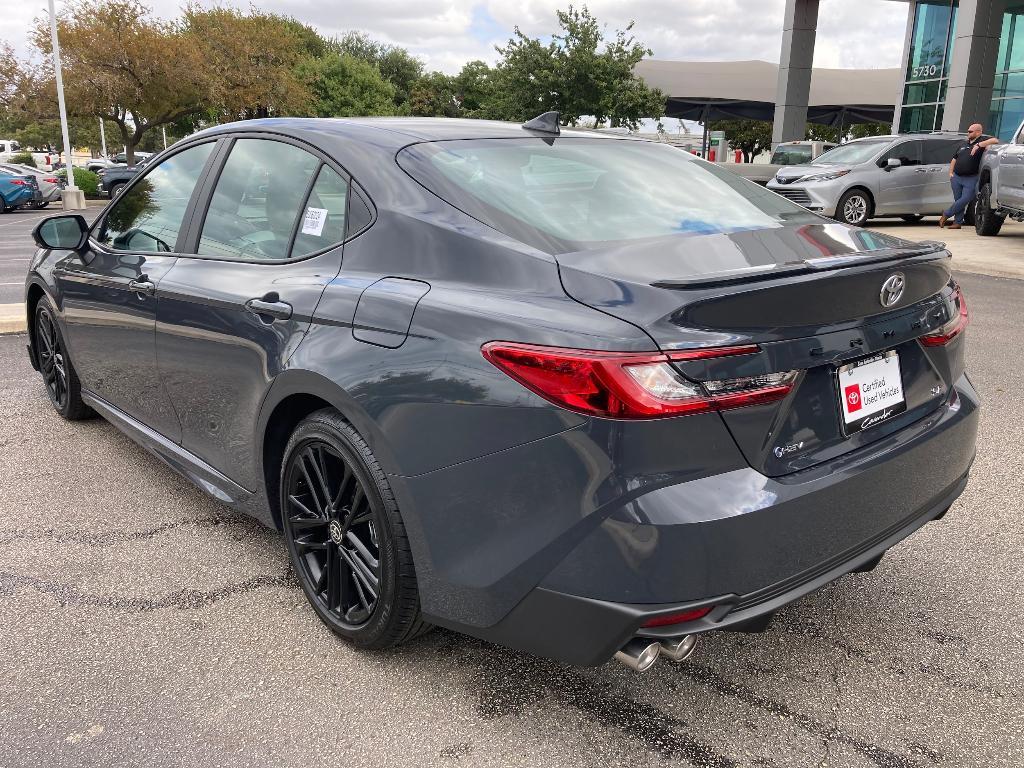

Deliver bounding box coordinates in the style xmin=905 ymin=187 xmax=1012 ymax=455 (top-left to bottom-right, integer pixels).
xmin=0 ymin=194 xmax=9 ymax=214
xmin=975 ymin=183 xmax=1005 ymax=236
xmin=837 ymin=189 xmax=873 ymax=227
xmin=108 ymin=182 xmax=125 ymax=198
xmin=35 ymin=201 xmax=49 ymax=209
xmin=280 ymin=409 xmax=429 ymax=649
xmin=900 ymin=214 xmax=924 ymax=223
xmin=34 ymin=298 xmax=92 ymax=420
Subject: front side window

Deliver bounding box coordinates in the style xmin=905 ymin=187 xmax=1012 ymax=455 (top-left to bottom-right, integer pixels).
xmin=881 ymin=141 xmax=923 ymax=167
xmin=98 ymin=142 xmax=214 ymax=253
xmin=198 ymin=139 xmax=320 ymax=261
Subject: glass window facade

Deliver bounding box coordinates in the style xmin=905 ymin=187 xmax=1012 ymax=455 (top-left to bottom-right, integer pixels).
xmin=990 ymin=5 xmax=1024 ymax=142
xmin=900 ymin=1 xmax=958 ymax=134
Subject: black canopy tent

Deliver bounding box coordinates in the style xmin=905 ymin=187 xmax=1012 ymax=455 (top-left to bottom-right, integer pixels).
xmin=634 ymin=59 xmax=901 ymax=156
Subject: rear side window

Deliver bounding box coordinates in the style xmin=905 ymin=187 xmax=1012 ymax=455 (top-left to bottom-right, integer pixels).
xmin=99 ymin=142 xmax=214 ymax=253
xmin=397 ymin=138 xmax=818 ymax=254
xmin=198 ymin=139 xmax=319 ymax=260
xmin=291 ymin=165 xmax=347 ymax=257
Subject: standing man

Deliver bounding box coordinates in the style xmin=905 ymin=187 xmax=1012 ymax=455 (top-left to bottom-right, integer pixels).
xmin=940 ymin=124 xmax=999 ymax=229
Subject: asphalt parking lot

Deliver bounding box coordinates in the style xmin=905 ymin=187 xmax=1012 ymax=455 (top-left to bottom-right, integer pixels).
xmin=1 ymin=218 xmax=1023 ymax=766
xmin=0 ymin=204 xmax=102 ymax=305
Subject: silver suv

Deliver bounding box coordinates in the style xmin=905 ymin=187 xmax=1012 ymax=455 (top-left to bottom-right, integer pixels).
xmin=767 ymin=133 xmax=965 ymax=226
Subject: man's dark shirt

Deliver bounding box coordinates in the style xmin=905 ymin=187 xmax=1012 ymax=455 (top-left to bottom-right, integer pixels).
xmin=952 ymin=135 xmax=993 ymax=176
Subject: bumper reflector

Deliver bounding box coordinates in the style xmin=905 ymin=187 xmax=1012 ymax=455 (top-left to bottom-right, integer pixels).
xmin=641 ymin=605 xmax=714 ymax=628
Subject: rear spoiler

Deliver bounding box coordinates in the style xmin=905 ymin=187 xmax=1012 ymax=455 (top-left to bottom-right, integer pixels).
xmin=652 ymin=242 xmax=949 ymax=290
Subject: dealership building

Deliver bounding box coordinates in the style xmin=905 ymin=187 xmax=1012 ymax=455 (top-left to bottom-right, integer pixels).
xmin=775 ymin=0 xmax=1024 ymax=142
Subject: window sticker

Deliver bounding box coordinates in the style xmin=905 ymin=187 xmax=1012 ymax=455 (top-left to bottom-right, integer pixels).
xmin=301 ymin=207 xmax=328 ymax=236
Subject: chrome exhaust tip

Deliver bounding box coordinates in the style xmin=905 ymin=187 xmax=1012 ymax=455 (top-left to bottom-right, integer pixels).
xmin=659 ymin=635 xmax=698 ymax=663
xmin=614 ymin=638 xmax=662 ymax=672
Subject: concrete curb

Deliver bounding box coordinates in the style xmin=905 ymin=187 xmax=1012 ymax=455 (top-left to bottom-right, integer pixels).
xmin=0 ymin=304 xmax=26 ymax=336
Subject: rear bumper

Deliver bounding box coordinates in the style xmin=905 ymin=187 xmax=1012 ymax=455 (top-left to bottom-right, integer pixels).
xmin=451 ymin=469 xmax=967 ymax=666
xmin=418 ymin=375 xmax=979 ymax=666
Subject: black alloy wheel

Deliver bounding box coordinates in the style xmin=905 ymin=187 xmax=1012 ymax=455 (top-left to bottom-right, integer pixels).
xmin=34 ymin=299 xmax=91 ymax=420
xmin=975 ymin=183 xmax=1005 ymax=236
xmin=281 ymin=410 xmax=428 ymax=648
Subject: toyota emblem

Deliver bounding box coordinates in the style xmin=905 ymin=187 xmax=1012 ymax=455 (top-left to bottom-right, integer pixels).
xmin=879 ymin=273 xmax=906 ymax=308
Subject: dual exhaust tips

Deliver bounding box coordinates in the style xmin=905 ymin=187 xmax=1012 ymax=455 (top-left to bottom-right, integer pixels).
xmin=614 ymin=635 xmax=698 ymax=672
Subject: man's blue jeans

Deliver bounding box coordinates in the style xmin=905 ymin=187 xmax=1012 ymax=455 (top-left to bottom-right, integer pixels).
xmin=945 ymin=173 xmax=978 ymax=224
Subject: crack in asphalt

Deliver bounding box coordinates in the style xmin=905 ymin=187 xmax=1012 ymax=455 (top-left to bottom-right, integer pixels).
xmin=671 ymin=665 xmax=930 ymax=768
xmin=0 ymin=570 xmax=294 ymax=611
xmin=474 ymin=646 xmax=737 ymax=767
xmin=0 ymin=515 xmax=262 ymax=547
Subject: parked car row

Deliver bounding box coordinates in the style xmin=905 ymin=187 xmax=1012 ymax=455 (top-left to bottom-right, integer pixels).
xmin=767 ymin=132 xmax=968 ymax=227
xmin=0 ymin=163 xmax=65 ymax=212
xmin=0 ymin=163 xmax=63 ymax=208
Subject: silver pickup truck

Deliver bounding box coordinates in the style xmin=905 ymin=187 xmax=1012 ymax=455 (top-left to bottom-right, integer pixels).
xmin=975 ymin=120 xmax=1024 ymax=235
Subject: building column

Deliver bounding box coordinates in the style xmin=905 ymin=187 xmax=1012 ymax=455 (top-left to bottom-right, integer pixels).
xmin=941 ymin=0 xmax=1006 ymax=132
xmin=772 ymin=0 xmax=819 ymax=147
xmin=891 ymin=0 xmax=918 ymax=132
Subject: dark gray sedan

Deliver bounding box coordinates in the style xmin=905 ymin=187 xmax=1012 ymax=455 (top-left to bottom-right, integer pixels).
xmin=23 ymin=116 xmax=979 ymax=671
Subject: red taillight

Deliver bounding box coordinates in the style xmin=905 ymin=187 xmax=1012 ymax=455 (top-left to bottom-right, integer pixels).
xmin=9 ymin=179 xmax=26 ymax=186
xmin=44 ymin=177 xmax=58 ymax=184
xmin=920 ymin=286 xmax=969 ymax=347
xmin=641 ymin=606 xmax=714 ymax=628
xmin=481 ymin=342 xmax=798 ymax=420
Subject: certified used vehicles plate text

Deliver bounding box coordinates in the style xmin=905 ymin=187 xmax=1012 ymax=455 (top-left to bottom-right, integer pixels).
xmin=838 ymin=350 xmax=907 ymax=434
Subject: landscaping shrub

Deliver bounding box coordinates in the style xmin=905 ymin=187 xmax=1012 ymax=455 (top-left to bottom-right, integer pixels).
xmin=9 ymin=152 xmax=36 ymax=167
xmin=56 ymin=167 xmax=101 ymax=198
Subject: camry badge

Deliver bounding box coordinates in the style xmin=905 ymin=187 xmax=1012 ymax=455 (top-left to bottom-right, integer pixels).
xmin=880 ymin=273 xmax=906 ymax=308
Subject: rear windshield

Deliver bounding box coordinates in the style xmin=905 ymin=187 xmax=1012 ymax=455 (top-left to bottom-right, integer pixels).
xmin=397 ymin=138 xmax=819 ymax=254
xmin=812 ymin=140 xmax=891 ymax=166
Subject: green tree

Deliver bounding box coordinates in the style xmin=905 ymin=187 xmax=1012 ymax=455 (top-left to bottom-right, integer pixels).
xmin=31 ymin=0 xmax=208 ymax=164
xmin=409 ymin=72 xmax=460 ymax=117
xmin=335 ymin=32 xmax=424 ymax=112
xmin=452 ymin=60 xmax=497 ymax=118
xmin=490 ymin=5 xmax=664 ymax=128
xmin=713 ymin=119 xmax=773 ymax=162
xmin=183 ymin=6 xmax=310 ymax=121
xmin=297 ymin=53 xmax=396 ymax=117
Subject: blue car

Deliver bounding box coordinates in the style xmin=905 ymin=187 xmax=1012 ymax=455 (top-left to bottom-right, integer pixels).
xmin=0 ymin=168 xmax=36 ymax=212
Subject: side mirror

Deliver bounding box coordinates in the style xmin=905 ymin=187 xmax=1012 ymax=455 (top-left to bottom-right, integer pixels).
xmin=885 ymin=158 xmax=902 ymax=170
xmin=33 ymin=214 xmax=89 ymax=251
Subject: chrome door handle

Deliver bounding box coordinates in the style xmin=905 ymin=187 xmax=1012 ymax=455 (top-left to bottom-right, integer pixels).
xmin=128 ymin=277 xmax=156 ymax=295
xmin=245 ymin=296 xmax=293 ymax=321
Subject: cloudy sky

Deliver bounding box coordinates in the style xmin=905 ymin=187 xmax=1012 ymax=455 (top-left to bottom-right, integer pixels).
xmin=3 ymin=0 xmax=909 ymax=73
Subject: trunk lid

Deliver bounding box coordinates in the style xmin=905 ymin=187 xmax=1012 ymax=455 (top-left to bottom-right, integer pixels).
xmin=556 ymin=223 xmax=963 ymax=476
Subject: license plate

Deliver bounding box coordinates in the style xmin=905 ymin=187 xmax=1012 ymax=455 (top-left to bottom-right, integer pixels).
xmin=837 ymin=350 xmax=906 ymax=434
